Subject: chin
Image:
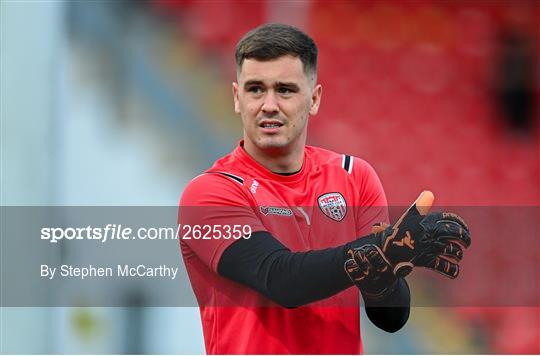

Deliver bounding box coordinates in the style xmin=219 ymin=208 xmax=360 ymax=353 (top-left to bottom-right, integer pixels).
xmin=256 ymin=137 xmax=290 ymax=150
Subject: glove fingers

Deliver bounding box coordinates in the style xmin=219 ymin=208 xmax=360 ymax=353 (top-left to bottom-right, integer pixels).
xmin=425 ymin=256 xmax=460 ymax=279
xmin=432 ymin=212 xmax=470 ymax=233
xmin=394 ymin=191 xmax=434 ymax=230
xmin=432 ymin=220 xmax=471 ymax=248
xmin=364 ymin=246 xmax=391 ymax=273
xmin=414 ymin=190 xmax=434 ymax=216
xmin=439 ymin=242 xmax=464 ymax=262
xmin=344 ymin=258 xmax=368 ymax=283
xmin=345 ymin=245 xmax=394 ymax=288
xmin=440 ymin=212 xmax=470 ymax=232
xmin=371 ymin=222 xmax=390 ymax=234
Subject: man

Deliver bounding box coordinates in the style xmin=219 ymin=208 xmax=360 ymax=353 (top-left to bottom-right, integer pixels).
xmin=179 ymin=23 xmax=470 ymax=354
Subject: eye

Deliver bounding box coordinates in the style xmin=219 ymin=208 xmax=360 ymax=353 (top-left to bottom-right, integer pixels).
xmin=277 ymin=87 xmax=291 ymax=94
xmin=277 ymin=86 xmax=297 ymax=95
xmin=247 ymin=86 xmax=263 ymax=94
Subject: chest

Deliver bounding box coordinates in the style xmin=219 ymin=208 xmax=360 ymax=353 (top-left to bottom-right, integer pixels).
xmin=244 ymin=174 xmax=358 ymax=250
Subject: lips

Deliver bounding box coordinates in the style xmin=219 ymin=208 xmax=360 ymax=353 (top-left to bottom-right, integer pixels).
xmin=259 ymin=120 xmax=284 ymax=129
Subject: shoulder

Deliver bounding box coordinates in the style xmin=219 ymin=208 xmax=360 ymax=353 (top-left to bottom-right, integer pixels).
xmin=179 ymin=171 xmax=249 ymax=207
xmin=346 ymin=156 xmax=387 ymax=207
xmin=307 ymin=145 xmax=386 ymax=205
xmin=180 ymin=145 xmax=253 ymax=205
xmin=306 ymin=145 xmax=378 ymax=177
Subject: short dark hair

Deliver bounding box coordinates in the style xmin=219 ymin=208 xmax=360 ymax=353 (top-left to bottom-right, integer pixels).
xmin=235 ymin=23 xmax=318 ymax=77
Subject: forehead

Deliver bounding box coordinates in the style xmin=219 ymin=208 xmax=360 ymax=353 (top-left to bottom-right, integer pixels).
xmin=238 ymin=55 xmax=307 ymax=84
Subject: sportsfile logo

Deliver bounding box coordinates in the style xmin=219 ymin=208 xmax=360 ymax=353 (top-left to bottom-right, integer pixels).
xmin=259 ymin=206 xmax=293 ymax=217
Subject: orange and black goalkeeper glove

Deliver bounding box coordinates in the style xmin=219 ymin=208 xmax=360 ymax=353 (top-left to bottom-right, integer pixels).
xmin=373 ymin=191 xmax=471 ymax=278
xmin=344 ymin=234 xmax=397 ymax=301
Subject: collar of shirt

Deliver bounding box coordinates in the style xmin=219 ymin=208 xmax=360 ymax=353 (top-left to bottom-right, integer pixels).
xmin=233 ymin=140 xmax=310 ymax=184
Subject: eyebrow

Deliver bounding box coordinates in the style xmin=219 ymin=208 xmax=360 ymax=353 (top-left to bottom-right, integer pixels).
xmin=243 ymin=80 xmax=300 ymax=91
xmin=243 ymin=80 xmax=264 ymax=88
xmin=276 ymin=82 xmax=300 ymax=91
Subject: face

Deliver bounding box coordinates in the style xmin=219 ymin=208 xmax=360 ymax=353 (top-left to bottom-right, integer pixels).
xmin=232 ymin=55 xmax=322 ymax=155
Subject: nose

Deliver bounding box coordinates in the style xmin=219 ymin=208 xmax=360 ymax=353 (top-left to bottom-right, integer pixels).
xmin=261 ymin=92 xmax=279 ymax=115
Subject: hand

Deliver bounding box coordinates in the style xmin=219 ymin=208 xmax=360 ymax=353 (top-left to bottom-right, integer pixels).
xmin=373 ymin=191 xmax=471 ymax=278
xmin=344 ymin=243 xmax=397 ymax=300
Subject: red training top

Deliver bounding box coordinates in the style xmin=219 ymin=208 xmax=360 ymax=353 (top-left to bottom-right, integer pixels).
xmin=179 ymin=142 xmax=388 ymax=354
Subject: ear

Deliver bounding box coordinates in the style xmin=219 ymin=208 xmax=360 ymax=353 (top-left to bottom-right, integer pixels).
xmin=232 ymin=82 xmax=240 ymax=114
xmin=309 ymin=84 xmax=322 ymax=116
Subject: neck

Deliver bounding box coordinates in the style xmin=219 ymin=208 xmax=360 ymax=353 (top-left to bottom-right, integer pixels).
xmin=242 ymin=139 xmax=305 ymax=174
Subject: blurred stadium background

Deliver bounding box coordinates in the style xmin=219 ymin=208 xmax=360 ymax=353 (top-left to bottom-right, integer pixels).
xmin=1 ymin=0 xmax=538 ymax=354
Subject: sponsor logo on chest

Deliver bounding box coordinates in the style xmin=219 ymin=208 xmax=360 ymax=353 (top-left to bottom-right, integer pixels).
xmin=318 ymin=192 xmax=347 ymax=222
xmin=259 ymin=206 xmax=293 ymax=217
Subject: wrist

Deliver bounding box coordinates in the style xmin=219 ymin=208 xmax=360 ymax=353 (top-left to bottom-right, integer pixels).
xmin=362 ymin=278 xmax=409 ymax=307
xmin=361 ymin=275 xmax=398 ymax=302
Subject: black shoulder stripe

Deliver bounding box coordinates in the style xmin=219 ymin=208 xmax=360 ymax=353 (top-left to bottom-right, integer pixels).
xmin=341 ymin=154 xmax=354 ymax=174
xmin=342 ymin=154 xmax=351 ymax=173
xmin=208 ymin=171 xmax=244 ymax=185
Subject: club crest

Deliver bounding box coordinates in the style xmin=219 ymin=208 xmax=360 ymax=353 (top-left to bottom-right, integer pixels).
xmin=318 ymin=192 xmax=347 ymax=221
